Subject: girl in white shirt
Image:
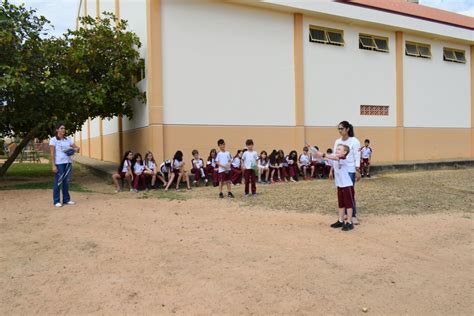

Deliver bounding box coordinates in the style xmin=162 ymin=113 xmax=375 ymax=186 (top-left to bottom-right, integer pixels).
xmin=132 ymin=153 xmax=145 ymax=192
xmin=112 ymin=150 xmax=134 ymax=193
xmin=165 ymin=150 xmax=191 ymax=191
xmin=144 ymin=151 xmax=164 ymax=189
xmin=230 ymin=150 xmax=243 ymax=185
xmin=258 ymin=150 xmax=269 ymax=183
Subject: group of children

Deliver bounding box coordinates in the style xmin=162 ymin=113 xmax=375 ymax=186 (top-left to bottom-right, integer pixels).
xmin=111 ymin=138 xmax=373 ymax=230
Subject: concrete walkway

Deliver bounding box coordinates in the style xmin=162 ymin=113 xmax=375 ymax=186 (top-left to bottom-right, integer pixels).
xmin=73 ymin=155 xmax=474 ymax=180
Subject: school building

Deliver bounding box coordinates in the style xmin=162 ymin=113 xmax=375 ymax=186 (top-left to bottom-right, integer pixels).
xmin=74 ymin=0 xmax=474 ymax=163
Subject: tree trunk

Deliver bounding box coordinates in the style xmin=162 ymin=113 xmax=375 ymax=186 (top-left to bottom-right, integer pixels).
xmin=0 ymin=128 xmax=39 ymax=177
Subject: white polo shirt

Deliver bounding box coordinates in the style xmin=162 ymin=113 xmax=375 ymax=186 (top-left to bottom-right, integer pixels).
xmin=216 ymin=151 xmax=232 ymax=173
xmin=49 ymin=136 xmax=74 ymax=164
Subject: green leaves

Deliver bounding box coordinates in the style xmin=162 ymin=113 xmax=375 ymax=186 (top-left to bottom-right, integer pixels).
xmin=0 ymin=1 xmax=145 ymax=140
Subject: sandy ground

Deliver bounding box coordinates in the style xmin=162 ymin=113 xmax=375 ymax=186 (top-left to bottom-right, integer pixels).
xmin=1 ymin=175 xmax=473 ymax=315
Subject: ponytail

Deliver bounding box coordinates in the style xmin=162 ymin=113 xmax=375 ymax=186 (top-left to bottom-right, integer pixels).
xmin=348 ymin=124 xmax=355 ymax=137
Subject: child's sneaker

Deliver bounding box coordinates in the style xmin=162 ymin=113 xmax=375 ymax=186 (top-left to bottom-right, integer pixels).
xmin=130 ymin=189 xmax=135 ymax=192
xmin=54 ymin=203 xmax=62 ymax=208
xmin=204 ymin=179 xmax=209 ymax=186
xmin=367 ymin=174 xmax=371 ymax=178
xmin=219 ymin=192 xmax=224 ymax=199
xmin=342 ymin=222 xmax=354 ymax=231
xmin=192 ymin=180 xmax=197 ymax=185
xmin=65 ymin=201 xmax=76 ymax=205
xmin=352 ymin=217 xmax=360 ymax=225
xmin=252 ymin=193 xmax=257 ymax=198
xmin=244 ymin=193 xmax=249 ymax=198
xmin=330 ymin=220 xmax=344 ymax=228
xmin=228 ymin=192 xmax=235 ymax=198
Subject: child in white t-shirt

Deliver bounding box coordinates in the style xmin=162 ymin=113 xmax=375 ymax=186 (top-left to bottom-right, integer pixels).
xmin=324 ymin=144 xmax=355 ymax=231
xmin=360 ymin=139 xmax=373 ymax=178
xmin=191 ymin=149 xmax=208 ymax=186
xmin=215 ymin=139 xmax=234 ymax=199
xmin=132 ymin=153 xmax=145 ymax=192
xmin=242 ymin=139 xmax=259 ymax=196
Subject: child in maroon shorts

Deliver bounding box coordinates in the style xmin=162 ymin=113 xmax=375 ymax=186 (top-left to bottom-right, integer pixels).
xmin=324 ymin=144 xmax=355 ymax=231
xmin=215 ymin=139 xmax=234 ymax=199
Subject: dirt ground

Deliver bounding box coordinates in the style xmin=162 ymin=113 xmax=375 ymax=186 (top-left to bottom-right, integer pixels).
xmin=0 ymin=168 xmax=473 ymax=315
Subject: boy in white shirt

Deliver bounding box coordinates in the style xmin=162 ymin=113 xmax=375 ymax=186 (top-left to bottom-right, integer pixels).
xmin=242 ymin=139 xmax=259 ymax=196
xmin=191 ymin=149 xmax=208 ymax=186
xmin=324 ymin=144 xmax=355 ymax=231
xmin=215 ymin=139 xmax=234 ymax=199
xmin=360 ymin=139 xmax=373 ymax=178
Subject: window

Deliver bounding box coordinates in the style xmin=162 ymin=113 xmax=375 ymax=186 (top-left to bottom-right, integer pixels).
xmin=359 ymin=34 xmax=389 ymax=52
xmin=443 ymin=48 xmax=466 ymax=63
xmin=309 ymin=26 xmax=344 ymax=46
xmin=405 ymin=41 xmax=431 ymax=59
xmin=360 ymin=105 xmax=389 ymax=116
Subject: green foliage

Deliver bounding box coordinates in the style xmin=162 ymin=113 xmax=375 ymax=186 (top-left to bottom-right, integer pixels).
xmin=0 ymin=0 xmax=145 ymax=175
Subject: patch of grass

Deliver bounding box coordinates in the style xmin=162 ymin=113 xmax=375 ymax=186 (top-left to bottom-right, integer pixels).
xmin=3 ymin=163 xmax=52 ymax=178
xmin=0 ymin=181 xmax=92 ymax=192
xmin=137 ymin=190 xmax=188 ymax=201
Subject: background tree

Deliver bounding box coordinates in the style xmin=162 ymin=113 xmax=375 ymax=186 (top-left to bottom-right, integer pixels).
xmin=0 ymin=0 xmax=145 ymax=176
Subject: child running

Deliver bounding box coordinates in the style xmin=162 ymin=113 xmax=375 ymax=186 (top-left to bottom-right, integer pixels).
xmin=242 ymin=139 xmax=259 ymax=197
xmin=215 ymin=139 xmax=234 ymax=198
xmin=324 ymin=144 xmax=355 ymax=231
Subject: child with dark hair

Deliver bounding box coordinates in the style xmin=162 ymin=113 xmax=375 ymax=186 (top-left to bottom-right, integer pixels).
xmin=299 ymin=147 xmax=313 ymax=180
xmin=231 ymin=149 xmax=243 ymax=185
xmin=360 ymin=139 xmax=373 ymax=178
xmin=258 ymin=150 xmax=270 ymax=183
xmin=215 ymin=139 xmax=234 ymax=198
xmin=112 ymin=150 xmax=134 ymax=192
xmin=242 ymin=139 xmax=259 ymax=196
xmin=165 ymin=150 xmax=191 ymax=191
xmin=278 ymin=149 xmax=289 ymax=182
xmin=268 ymin=149 xmax=281 ymax=183
xmin=132 ymin=153 xmax=145 ymax=192
xmin=287 ymin=150 xmax=298 ymax=182
xmin=206 ymin=148 xmax=219 ymax=187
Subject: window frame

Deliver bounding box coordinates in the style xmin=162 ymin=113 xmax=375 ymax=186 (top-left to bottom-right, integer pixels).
xmin=405 ymin=41 xmax=432 ymax=59
xmin=443 ymin=47 xmax=466 ymax=64
xmin=359 ymin=33 xmax=389 ymax=53
xmin=309 ymin=25 xmax=345 ymax=46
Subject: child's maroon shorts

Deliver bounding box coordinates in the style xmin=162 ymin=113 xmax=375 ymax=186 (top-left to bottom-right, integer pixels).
xmin=337 ymin=186 xmax=355 ymax=209
xmin=218 ymin=171 xmax=231 ymax=183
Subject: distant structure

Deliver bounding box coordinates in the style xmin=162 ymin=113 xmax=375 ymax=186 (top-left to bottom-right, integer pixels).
xmin=74 ymin=0 xmax=473 ymax=163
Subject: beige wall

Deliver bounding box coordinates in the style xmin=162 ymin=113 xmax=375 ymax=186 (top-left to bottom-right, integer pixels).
xmin=102 ymin=133 xmax=120 ymax=163
xmin=87 ymin=125 xmax=472 ymax=164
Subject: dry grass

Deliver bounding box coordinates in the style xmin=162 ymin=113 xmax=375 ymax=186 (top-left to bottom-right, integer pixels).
xmin=187 ymin=168 xmax=474 ymax=216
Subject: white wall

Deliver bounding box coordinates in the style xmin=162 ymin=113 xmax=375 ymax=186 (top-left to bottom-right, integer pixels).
xmin=161 ymin=0 xmax=295 ymax=126
xmin=90 ymin=117 xmax=101 ymax=138
xmin=120 ymin=0 xmax=149 ymax=131
xmin=103 ymin=117 xmax=119 ymax=135
xmin=403 ymin=35 xmax=471 ymax=128
xmin=303 ymin=17 xmax=397 ymax=127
